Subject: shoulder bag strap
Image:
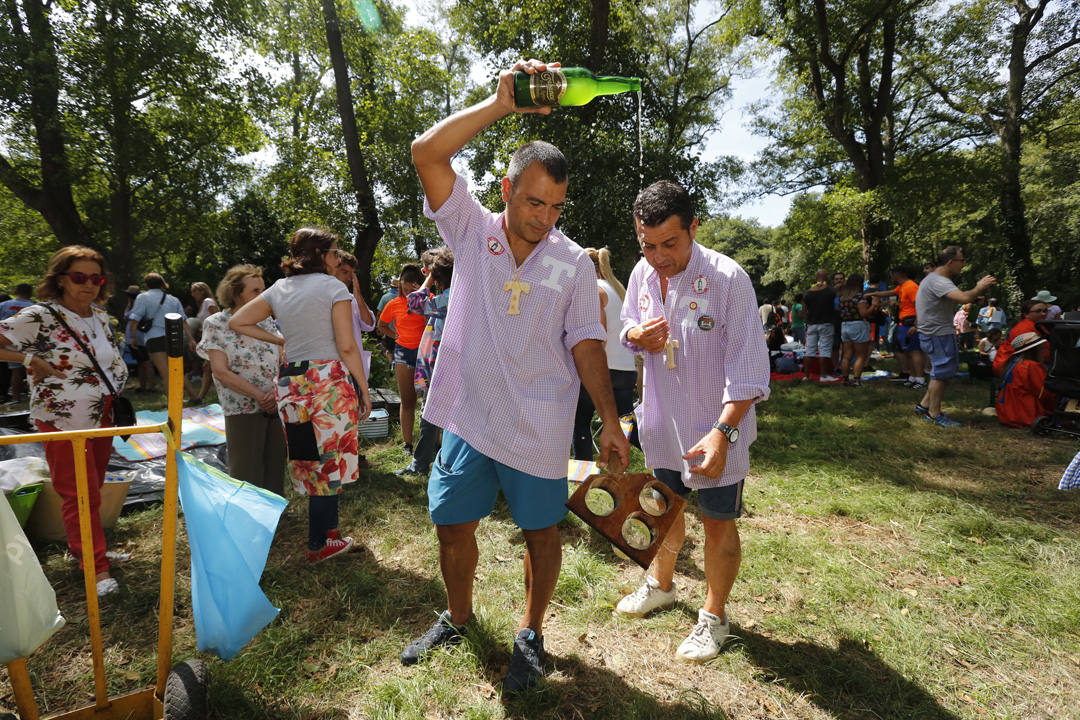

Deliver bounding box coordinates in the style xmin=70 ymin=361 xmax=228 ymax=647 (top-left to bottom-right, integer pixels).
xmin=43 ymin=304 xmax=119 ymax=396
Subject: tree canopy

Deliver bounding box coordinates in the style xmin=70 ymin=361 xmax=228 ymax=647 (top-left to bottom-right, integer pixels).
xmin=0 ymin=0 xmax=1076 ymax=313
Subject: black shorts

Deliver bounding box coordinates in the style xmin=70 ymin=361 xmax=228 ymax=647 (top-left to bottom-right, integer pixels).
xmin=131 ymin=345 xmax=150 ymax=362
xmin=145 ymin=336 xmax=167 ymax=354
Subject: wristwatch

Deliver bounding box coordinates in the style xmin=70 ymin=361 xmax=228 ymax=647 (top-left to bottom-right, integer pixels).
xmin=22 ymin=353 xmax=33 ymax=369
xmin=712 ymin=420 xmax=739 ymax=444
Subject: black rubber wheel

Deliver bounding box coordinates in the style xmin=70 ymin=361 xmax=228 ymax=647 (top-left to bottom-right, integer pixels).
xmin=164 ymin=659 xmax=208 ymax=720
xmin=1031 ymin=415 xmax=1052 ymax=436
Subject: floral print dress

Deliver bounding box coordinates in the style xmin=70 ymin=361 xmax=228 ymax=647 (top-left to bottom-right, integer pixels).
xmin=0 ymin=302 xmax=128 ymax=431
xmin=196 ymin=310 xmax=281 ymax=416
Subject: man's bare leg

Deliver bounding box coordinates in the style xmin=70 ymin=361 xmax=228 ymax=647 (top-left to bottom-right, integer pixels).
xmin=436 ymin=520 xmax=480 ymax=625
xmin=650 ymin=511 xmax=687 ymax=592
xmin=520 ymin=525 xmax=561 ymax=633
xmin=701 ymin=517 xmax=741 ymax=621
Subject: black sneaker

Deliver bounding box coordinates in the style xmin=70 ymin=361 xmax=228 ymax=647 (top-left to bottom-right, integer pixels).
xmin=403 ymin=442 xmax=414 ymax=455
xmin=503 ymin=628 xmax=545 ymax=695
xmin=400 ymin=610 xmax=466 ymax=666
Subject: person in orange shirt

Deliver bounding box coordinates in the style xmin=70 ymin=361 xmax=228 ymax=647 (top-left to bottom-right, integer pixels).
xmin=379 ymin=264 xmax=426 ymax=452
xmin=996 ymin=332 xmax=1057 ymax=428
xmin=866 ymin=266 xmax=925 ymax=388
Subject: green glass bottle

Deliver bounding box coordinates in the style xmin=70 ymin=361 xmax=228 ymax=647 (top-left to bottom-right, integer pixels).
xmin=513 ymin=67 xmax=642 ymax=107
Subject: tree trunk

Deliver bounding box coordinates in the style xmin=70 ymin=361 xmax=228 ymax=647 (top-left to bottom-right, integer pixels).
xmin=2 ymin=0 xmax=94 ymax=248
xmin=996 ymin=11 xmax=1036 ymax=294
xmin=321 ymin=0 xmax=382 ymax=300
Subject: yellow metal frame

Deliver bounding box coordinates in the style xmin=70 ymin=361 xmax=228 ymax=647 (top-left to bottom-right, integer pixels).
xmin=2 ymin=336 xmax=185 ymax=719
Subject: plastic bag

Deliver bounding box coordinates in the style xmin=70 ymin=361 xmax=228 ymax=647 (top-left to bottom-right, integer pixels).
xmin=176 ymin=451 xmax=286 ymax=661
xmin=0 ymin=456 xmax=50 ymax=493
xmin=0 ymin=491 xmax=64 ymax=664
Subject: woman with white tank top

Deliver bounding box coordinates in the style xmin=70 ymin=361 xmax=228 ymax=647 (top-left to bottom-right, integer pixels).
xmin=572 ymin=248 xmax=639 ymax=460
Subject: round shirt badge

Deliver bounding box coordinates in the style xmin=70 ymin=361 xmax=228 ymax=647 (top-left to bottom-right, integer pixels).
xmin=689 ymin=301 xmax=699 ymax=311
xmin=487 ymin=237 xmax=505 ymax=255
xmin=692 ymin=275 xmax=709 ymax=294
xmin=698 ymin=315 xmax=715 ymax=331
xmin=639 ymin=294 xmax=651 ymax=311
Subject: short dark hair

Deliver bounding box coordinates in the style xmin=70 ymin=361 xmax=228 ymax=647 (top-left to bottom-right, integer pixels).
xmin=332 ymin=248 xmax=358 ymax=269
xmin=399 ymin=264 xmax=423 ymax=286
xmin=507 ymin=141 xmax=568 ymax=188
xmin=936 ymin=245 xmax=963 ymax=267
xmin=144 ymin=272 xmax=167 ymax=289
xmin=14 ymin=283 xmax=32 ymax=297
xmin=429 ymin=247 xmax=454 ymax=289
xmin=1020 ymin=299 xmax=1045 ymax=315
xmin=889 ymin=266 xmax=911 ymax=278
xmin=634 ymin=181 xmax=694 ymax=229
xmin=282 ymin=227 xmax=338 ymax=276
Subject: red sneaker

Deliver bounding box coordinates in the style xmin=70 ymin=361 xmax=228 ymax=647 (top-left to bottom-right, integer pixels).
xmin=306 ymin=531 xmax=354 ymax=563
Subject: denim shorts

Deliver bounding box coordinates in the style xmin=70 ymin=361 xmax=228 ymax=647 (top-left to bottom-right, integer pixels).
xmin=841 ymin=320 xmax=871 ymax=344
xmin=805 ymin=323 xmax=834 ymax=358
xmin=392 ymin=343 xmax=418 ymax=367
xmin=428 ymin=431 xmax=568 ymax=530
xmin=919 ymin=333 xmax=959 ymax=380
xmin=653 ymin=468 xmax=743 ymax=521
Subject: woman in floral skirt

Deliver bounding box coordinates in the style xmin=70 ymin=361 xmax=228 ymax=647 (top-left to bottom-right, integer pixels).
xmin=230 ymin=228 xmax=371 ymax=562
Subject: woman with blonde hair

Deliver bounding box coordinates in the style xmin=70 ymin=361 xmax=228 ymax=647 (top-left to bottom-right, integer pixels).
xmin=0 ymin=246 xmax=129 ymax=596
xmin=572 ymin=247 xmax=636 ymax=460
xmin=197 ymin=265 xmax=286 ymax=494
xmin=231 ymin=227 xmax=370 ymax=563
xmin=190 ymin=281 xmax=220 ymax=401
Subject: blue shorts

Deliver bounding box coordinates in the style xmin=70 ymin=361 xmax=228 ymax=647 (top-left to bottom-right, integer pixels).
xmin=896 ymin=323 xmax=921 ymax=352
xmin=653 ymin=469 xmax=743 ymax=521
xmin=393 ymin=343 xmax=418 ymax=367
xmin=919 ymin=333 xmax=959 ymax=380
xmin=428 ymin=431 xmax=569 ymax=530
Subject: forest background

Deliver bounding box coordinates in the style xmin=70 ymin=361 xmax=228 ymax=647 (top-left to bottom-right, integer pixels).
xmin=1 ymin=0 xmax=1078 ymax=316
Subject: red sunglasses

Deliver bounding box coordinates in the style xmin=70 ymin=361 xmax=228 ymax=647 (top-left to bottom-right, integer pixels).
xmin=62 ymin=271 xmax=107 ymax=286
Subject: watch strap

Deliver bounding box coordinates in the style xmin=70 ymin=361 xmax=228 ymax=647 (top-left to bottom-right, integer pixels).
xmin=712 ymin=420 xmax=738 ymax=442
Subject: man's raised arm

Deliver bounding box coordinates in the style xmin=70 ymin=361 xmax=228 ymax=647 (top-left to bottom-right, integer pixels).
xmin=411 ymin=60 xmax=557 ymax=212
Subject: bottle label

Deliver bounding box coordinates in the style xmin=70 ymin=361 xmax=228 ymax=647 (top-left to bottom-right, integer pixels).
xmin=529 ymin=69 xmax=567 ymax=106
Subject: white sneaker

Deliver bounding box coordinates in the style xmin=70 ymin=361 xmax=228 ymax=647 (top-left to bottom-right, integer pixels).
xmin=676 ymin=608 xmax=729 ymax=662
xmin=615 ymin=575 xmax=676 ymax=617
xmin=96 ymin=577 xmax=120 ymax=598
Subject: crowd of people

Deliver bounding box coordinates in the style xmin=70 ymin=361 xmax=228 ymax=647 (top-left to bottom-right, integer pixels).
xmin=755 ymin=260 xmax=1069 ymax=429
xmin=0 ymin=58 xmax=1073 ymax=696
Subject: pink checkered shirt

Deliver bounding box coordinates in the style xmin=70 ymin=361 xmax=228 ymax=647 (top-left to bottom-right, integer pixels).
xmin=620 ymin=243 xmax=770 ymax=488
xmin=422 ymin=175 xmax=606 ymax=479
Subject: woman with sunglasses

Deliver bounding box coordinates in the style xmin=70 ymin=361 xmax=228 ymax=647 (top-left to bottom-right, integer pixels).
xmin=992 ymin=299 xmax=1049 ymax=376
xmin=0 ymin=246 xmax=129 ymax=597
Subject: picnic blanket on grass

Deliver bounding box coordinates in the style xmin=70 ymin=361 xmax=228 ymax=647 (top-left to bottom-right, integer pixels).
xmin=112 ymin=404 xmax=227 ymax=461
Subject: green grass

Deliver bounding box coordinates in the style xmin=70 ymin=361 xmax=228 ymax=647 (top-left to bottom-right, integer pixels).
xmin=3 ymin=371 xmax=1079 ymax=719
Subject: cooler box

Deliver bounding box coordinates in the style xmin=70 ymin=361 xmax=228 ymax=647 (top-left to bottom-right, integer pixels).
xmin=358 ymin=409 xmax=390 ymax=439
xmin=5 ymin=482 xmax=43 ymax=528
xmin=26 ymin=475 xmax=132 ymax=542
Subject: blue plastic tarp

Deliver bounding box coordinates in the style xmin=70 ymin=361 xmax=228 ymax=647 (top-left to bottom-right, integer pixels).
xmin=176 ymin=451 xmax=286 ymax=661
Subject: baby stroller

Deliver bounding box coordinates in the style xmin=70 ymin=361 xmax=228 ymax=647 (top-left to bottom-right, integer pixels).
xmin=1032 ymin=315 xmax=1080 ymax=439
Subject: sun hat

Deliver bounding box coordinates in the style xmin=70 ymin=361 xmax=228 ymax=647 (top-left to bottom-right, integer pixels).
xmin=1011 ymin=331 xmax=1047 ymax=354
xmin=125 ymin=285 xmax=140 ymax=295
xmin=1030 ymin=290 xmax=1057 ymax=303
